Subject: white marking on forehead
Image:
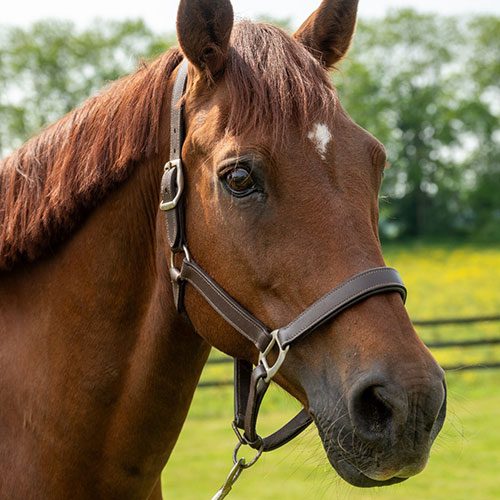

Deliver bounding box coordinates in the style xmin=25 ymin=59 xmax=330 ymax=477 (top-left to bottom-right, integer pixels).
xmin=195 ymin=110 xmax=207 ymax=125
xmin=307 ymin=122 xmax=332 ymax=160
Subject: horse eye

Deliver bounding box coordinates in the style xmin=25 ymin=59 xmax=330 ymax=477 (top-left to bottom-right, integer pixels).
xmin=222 ymin=167 xmax=257 ymax=197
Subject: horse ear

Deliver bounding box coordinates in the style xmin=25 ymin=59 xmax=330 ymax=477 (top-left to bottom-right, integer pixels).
xmin=293 ymin=0 xmax=359 ymax=68
xmin=176 ymin=0 xmax=234 ymax=78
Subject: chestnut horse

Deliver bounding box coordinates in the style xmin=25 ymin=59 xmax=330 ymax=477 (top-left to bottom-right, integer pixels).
xmin=0 ymin=0 xmax=446 ymax=498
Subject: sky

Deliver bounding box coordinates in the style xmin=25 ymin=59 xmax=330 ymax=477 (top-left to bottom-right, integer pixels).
xmin=1 ymin=0 xmax=499 ymax=33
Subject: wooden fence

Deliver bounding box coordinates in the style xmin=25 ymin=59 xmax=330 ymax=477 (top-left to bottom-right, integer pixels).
xmin=199 ymin=315 xmax=500 ymax=388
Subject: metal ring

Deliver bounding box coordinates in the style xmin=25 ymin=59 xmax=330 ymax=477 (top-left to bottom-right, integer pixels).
xmin=169 ymin=251 xmax=177 ymax=271
xmin=258 ymin=330 xmax=290 ymax=383
xmin=182 ymin=244 xmax=191 ymax=262
xmin=169 ymin=245 xmax=191 ymax=280
xmin=232 ymin=441 xmax=263 ymax=469
xmin=231 ymin=421 xmax=247 ymax=446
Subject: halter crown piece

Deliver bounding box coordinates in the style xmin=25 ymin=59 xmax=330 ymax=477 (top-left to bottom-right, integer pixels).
xmin=160 ymin=60 xmax=407 ymax=499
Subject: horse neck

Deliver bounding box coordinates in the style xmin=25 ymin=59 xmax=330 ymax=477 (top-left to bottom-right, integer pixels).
xmin=0 ymin=154 xmax=210 ymax=497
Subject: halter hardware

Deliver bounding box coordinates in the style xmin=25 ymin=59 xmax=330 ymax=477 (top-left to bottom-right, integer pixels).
xmin=161 ymin=59 xmax=408 ymax=499
xmin=211 ymin=459 xmax=244 ymax=500
xmin=160 ymin=159 xmax=184 ymax=211
xmin=258 ymin=329 xmax=289 ymax=383
xmin=211 ymin=434 xmax=264 ymax=499
xmin=169 ymin=244 xmax=190 ymax=283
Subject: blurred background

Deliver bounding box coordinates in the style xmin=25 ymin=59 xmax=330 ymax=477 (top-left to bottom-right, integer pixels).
xmin=1 ymin=1 xmax=499 ymax=498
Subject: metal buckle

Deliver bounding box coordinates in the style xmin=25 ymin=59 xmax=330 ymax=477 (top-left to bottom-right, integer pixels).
xmin=169 ymin=244 xmax=191 ymax=282
xmin=160 ymin=159 xmax=184 ymax=211
xmin=258 ymin=330 xmax=290 ymax=383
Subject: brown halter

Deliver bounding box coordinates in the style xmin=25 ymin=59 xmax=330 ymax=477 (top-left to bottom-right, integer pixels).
xmin=160 ymin=60 xmax=407 ymax=497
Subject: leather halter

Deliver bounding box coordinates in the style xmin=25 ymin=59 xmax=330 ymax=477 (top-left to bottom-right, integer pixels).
xmin=161 ymin=60 xmax=407 ymax=456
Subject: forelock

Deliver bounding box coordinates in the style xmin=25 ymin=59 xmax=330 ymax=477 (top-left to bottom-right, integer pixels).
xmin=223 ymin=21 xmax=335 ymax=147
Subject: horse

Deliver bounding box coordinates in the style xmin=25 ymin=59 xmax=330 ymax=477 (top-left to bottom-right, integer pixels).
xmin=0 ymin=0 xmax=446 ymax=498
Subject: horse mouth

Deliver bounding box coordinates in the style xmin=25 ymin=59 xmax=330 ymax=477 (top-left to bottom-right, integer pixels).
xmin=312 ymin=410 xmax=430 ymax=488
xmin=329 ymin=454 xmax=408 ymax=488
xmin=308 ymin=372 xmax=446 ymax=488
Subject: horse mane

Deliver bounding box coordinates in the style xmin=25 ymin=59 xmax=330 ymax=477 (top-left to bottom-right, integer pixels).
xmin=0 ymin=22 xmax=334 ymax=271
xmin=0 ymin=48 xmax=183 ymax=270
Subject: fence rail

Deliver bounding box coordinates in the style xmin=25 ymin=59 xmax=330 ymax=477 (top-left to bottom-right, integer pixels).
xmin=199 ymin=315 xmax=500 ymax=388
xmin=413 ymin=314 xmax=500 ymax=327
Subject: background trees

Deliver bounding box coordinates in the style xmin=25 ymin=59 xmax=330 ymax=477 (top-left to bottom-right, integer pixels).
xmin=336 ymin=10 xmax=499 ymax=241
xmin=0 ymin=20 xmax=169 ymax=153
xmin=0 ymin=11 xmax=498 ymax=241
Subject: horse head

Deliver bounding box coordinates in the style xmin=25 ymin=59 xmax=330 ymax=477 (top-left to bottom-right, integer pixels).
xmin=172 ymin=0 xmax=446 ymax=487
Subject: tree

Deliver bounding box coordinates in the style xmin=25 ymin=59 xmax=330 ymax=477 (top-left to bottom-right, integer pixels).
xmin=0 ymin=19 xmax=170 ymax=156
xmin=0 ymin=13 xmax=498 ymax=241
xmin=462 ymin=16 xmax=500 ymax=240
xmin=336 ymin=10 xmax=499 ymax=240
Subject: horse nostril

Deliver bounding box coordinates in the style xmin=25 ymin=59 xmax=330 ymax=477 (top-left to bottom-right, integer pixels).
xmin=348 ymin=379 xmax=407 ymax=443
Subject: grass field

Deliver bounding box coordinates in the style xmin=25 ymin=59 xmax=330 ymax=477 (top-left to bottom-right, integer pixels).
xmin=162 ymin=244 xmax=500 ymax=499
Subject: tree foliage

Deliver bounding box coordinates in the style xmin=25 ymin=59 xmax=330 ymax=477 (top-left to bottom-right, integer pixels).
xmin=0 ymin=19 xmax=169 ymax=153
xmin=335 ymin=10 xmax=499 ymax=240
xmin=0 ymin=12 xmax=498 ymax=241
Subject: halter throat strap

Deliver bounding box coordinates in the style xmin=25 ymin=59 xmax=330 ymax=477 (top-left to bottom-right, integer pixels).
xmin=160 ymin=60 xmax=407 ymax=453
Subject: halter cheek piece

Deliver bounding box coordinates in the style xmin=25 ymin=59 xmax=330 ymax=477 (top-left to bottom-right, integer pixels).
xmin=161 ymin=60 xmax=407 ymax=495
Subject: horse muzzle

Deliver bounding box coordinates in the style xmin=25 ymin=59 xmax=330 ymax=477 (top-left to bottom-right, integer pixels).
xmin=311 ymin=368 xmax=447 ymax=487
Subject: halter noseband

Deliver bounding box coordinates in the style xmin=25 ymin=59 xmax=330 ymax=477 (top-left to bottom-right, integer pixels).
xmin=160 ymin=60 xmax=407 ymax=496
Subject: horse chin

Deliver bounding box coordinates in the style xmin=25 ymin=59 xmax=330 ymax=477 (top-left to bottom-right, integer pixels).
xmin=311 ymin=410 xmax=426 ymax=489
xmin=328 ymin=456 xmax=408 ymax=488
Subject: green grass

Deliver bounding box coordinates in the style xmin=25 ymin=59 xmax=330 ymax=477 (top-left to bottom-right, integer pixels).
xmin=162 ymin=244 xmax=500 ymax=498
xmin=383 ymin=242 xmax=500 ymax=369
